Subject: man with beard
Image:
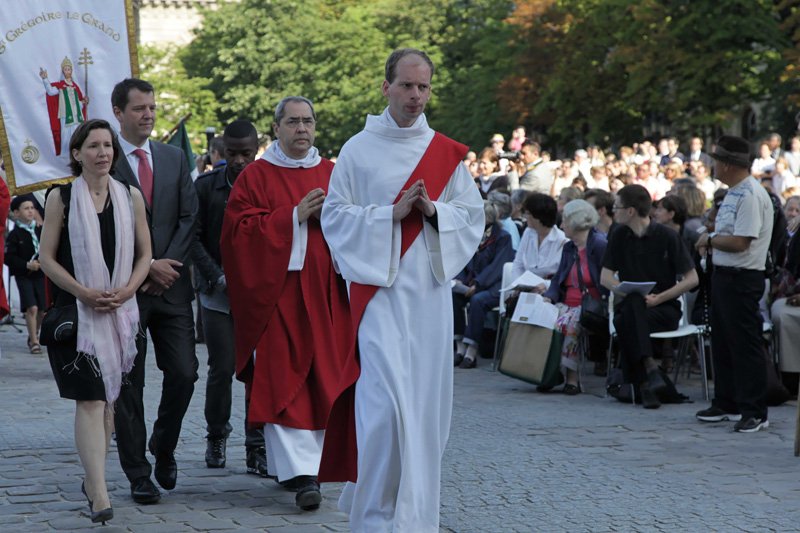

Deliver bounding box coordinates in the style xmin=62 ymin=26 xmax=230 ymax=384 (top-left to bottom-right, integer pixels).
xmin=221 ymin=97 xmax=353 ymax=510
xmin=190 ymin=119 xmax=269 ymax=475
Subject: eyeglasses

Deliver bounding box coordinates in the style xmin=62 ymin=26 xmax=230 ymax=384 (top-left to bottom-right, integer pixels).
xmin=612 ymin=204 xmax=629 ymax=212
xmin=283 ymin=118 xmax=315 ymax=129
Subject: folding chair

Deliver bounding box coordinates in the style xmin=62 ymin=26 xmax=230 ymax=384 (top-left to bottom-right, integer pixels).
xmin=651 ymin=293 xmax=709 ymax=400
xmin=491 ymin=262 xmax=515 ymax=371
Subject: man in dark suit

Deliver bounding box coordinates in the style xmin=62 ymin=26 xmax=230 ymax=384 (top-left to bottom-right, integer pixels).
xmin=111 ymin=78 xmax=199 ymax=504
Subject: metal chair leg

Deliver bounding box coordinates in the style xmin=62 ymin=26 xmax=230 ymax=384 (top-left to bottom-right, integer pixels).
xmin=491 ymin=316 xmax=505 ymax=372
xmin=697 ymin=331 xmax=709 ymax=401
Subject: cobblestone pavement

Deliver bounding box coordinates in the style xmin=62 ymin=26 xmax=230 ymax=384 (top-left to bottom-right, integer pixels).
xmin=1 ymin=321 xmax=800 ymax=532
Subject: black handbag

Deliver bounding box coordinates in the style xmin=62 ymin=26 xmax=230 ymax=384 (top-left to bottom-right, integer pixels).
xmin=575 ymin=249 xmax=608 ymax=335
xmin=40 ymin=304 xmax=77 ymax=346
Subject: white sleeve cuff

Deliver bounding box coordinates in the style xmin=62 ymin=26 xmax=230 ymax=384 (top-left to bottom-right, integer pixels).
xmin=288 ymin=206 xmax=308 ymax=271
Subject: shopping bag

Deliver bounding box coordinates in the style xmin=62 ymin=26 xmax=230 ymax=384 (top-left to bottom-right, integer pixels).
xmin=498 ymin=321 xmax=563 ymax=387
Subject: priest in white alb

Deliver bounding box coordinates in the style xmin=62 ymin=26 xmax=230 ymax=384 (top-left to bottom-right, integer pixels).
xmin=319 ymin=48 xmax=484 ymax=532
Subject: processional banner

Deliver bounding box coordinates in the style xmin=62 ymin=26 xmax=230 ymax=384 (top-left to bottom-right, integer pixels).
xmin=0 ymin=0 xmax=138 ymax=194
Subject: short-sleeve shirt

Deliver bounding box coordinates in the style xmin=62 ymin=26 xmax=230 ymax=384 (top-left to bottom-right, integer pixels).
xmin=603 ymin=221 xmax=694 ymax=309
xmin=712 ymin=176 xmax=774 ymax=270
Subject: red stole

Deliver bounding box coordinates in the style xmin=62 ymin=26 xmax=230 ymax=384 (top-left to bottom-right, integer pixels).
xmin=318 ymin=132 xmax=468 ymax=482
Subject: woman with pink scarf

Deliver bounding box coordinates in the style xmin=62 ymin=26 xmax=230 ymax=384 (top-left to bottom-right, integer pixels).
xmin=39 ymin=119 xmax=151 ymax=526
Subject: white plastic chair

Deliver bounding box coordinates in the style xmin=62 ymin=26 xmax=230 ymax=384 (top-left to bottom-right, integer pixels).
xmin=606 ymin=292 xmax=709 ymax=402
xmin=650 ymin=293 xmax=710 ymax=400
xmin=491 ymin=262 xmax=515 ymax=371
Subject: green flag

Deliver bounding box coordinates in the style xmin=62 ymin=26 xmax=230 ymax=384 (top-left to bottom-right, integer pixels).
xmin=167 ymin=121 xmax=198 ymax=179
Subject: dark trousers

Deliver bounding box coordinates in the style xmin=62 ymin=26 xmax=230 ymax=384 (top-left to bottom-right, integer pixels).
xmin=711 ymin=267 xmax=767 ymax=419
xmin=453 ymin=290 xmax=499 ymax=343
xmin=115 ymin=294 xmax=198 ymax=482
xmin=201 ymin=306 xmax=264 ymax=448
xmin=613 ymin=293 xmax=680 ymax=385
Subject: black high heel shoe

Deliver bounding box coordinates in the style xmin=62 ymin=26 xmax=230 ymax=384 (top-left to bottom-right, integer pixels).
xmin=82 ymin=481 xmax=114 ymax=525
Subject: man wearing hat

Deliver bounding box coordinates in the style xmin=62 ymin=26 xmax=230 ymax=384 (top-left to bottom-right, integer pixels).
xmin=695 ymin=135 xmax=774 ymax=433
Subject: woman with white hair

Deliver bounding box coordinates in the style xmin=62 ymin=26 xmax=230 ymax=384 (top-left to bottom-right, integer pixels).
xmin=542 ymin=200 xmax=608 ymax=394
xmin=453 ymin=201 xmax=515 ymax=369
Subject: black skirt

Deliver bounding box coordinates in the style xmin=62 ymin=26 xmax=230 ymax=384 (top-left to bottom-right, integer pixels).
xmin=47 ymin=341 xmax=107 ymax=401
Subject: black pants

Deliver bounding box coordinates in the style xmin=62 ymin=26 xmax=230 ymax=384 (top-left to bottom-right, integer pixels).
xmin=711 ymin=267 xmax=767 ymax=419
xmin=115 ymin=294 xmax=198 ymax=482
xmin=202 ymin=306 xmax=264 ymax=448
xmin=613 ymin=293 xmax=680 ymax=385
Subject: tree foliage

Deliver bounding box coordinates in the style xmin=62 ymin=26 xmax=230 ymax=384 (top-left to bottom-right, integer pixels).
xmin=174 ymin=0 xmax=796 ymax=155
xmin=181 ymin=0 xmax=517 ymax=153
xmin=139 ymin=44 xmax=219 ymax=152
xmin=501 ymin=0 xmax=788 ymax=148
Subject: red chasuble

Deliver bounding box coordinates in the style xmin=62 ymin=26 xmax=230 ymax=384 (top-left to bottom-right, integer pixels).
xmin=318 ymin=133 xmax=468 ymax=481
xmin=220 ymin=159 xmax=354 ymax=429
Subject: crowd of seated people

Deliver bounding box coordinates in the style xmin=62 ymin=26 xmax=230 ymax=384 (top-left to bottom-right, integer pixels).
xmin=455 ymin=129 xmax=800 ymax=410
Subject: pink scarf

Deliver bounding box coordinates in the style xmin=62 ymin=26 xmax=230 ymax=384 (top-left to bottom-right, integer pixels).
xmin=68 ymin=177 xmax=139 ymax=404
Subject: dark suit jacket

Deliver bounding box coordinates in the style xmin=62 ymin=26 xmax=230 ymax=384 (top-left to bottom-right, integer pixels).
xmin=190 ymin=166 xmax=228 ymax=293
xmin=113 ymin=140 xmax=198 ymax=304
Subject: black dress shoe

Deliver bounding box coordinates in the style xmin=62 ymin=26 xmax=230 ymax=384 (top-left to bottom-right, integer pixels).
xmin=293 ymin=477 xmax=322 ymax=511
xmin=454 ymin=353 xmax=464 ymax=367
xmin=130 ymin=477 xmax=161 ymax=504
xmin=280 ymin=474 xmax=319 ymax=492
xmin=205 ymin=437 xmax=227 ymax=469
xmin=246 ymin=446 xmax=274 ymax=479
xmin=148 ymin=437 xmax=177 ymax=490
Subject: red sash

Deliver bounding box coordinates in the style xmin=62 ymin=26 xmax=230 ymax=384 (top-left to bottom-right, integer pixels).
xmin=347 ymin=132 xmax=468 ymax=326
xmin=318 ymin=131 xmax=468 ymax=482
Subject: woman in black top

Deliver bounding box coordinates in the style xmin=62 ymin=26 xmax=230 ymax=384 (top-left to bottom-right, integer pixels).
xmin=39 ymin=119 xmax=151 ymax=525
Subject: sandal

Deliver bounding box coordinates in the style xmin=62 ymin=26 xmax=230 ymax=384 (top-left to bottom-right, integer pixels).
xmin=563 ymin=383 xmax=581 ymax=396
xmin=28 ymin=339 xmax=42 ymax=354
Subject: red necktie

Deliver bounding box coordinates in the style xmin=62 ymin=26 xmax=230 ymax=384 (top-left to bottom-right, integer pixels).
xmin=133 ymin=148 xmax=153 ymax=206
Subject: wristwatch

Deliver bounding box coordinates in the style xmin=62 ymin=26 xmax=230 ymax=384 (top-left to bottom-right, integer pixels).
xmin=708 ymin=232 xmax=717 ymax=248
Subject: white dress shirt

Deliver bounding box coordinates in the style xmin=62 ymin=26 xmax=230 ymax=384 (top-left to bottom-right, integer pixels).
xmin=118 ymin=134 xmax=153 ymax=183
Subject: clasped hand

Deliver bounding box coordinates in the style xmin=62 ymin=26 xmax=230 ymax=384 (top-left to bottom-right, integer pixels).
xmin=393 ymin=180 xmax=435 ymax=221
xmin=80 ymin=287 xmax=134 ymax=313
xmin=298 ymin=188 xmax=326 ymax=222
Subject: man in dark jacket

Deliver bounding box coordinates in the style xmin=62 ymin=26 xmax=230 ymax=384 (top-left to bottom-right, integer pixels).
xmin=190 ymin=119 xmax=269 ymax=474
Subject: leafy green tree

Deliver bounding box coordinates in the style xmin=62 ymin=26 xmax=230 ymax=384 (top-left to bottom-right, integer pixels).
xmin=182 ymin=0 xmax=389 ymax=154
xmin=433 ymin=0 xmax=517 ymax=149
xmin=501 ymin=0 xmax=788 ymax=148
xmin=139 ymin=44 xmax=219 ymax=152
xmin=181 ymin=0 xmax=517 ymax=153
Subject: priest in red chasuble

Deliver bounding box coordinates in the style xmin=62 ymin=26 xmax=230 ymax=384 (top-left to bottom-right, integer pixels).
xmin=220 ymin=96 xmax=353 ymax=512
